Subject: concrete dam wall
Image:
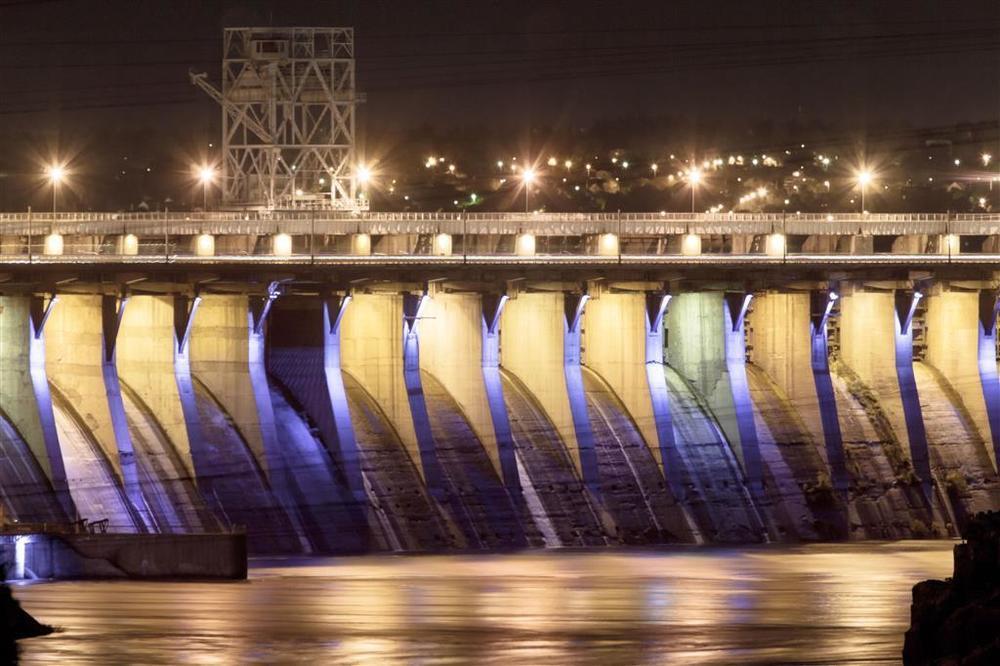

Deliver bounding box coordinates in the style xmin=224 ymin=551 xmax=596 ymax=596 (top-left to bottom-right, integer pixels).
xmin=1 ymin=283 xmax=998 ymax=554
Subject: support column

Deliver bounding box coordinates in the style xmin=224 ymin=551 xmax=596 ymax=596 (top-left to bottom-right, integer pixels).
xmin=583 ymin=288 xmax=672 ymax=469
xmin=44 ymin=293 xmax=153 ymax=528
xmin=562 ymin=292 xmax=600 ymax=494
xmin=418 ymin=289 xmax=506 ymax=482
xmin=189 ymin=294 xmax=273 ymax=477
xmin=839 ymin=287 xmax=931 ymax=486
xmin=893 ymin=290 xmax=933 ymax=487
xmin=666 ymin=291 xmax=763 ymax=494
xmin=499 ymin=290 xmax=600 ymax=494
xmin=339 ymin=293 xmax=427 ymax=482
xmin=928 ymin=289 xmax=1000 ymax=473
xmin=641 ymin=293 xmax=688 ymax=493
xmin=117 ymin=295 xmax=197 ymax=480
xmin=1 ymin=295 xmax=74 ymax=518
xmin=808 ymin=291 xmax=850 ymax=493
xmin=321 ymin=294 xmax=366 ymax=499
xmin=746 ymin=290 xmax=849 ymax=493
xmin=401 ymin=292 xmax=445 ymax=492
xmin=480 ymin=293 xmax=520 ymax=489
xmin=978 ymin=292 xmax=1000 ymax=471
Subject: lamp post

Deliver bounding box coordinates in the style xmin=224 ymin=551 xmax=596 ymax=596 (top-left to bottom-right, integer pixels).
xmin=856 ymin=169 xmax=873 ymax=213
xmin=687 ymin=168 xmax=702 ymax=214
xmin=522 ymin=168 xmax=536 ymax=213
xmin=46 ymin=165 xmax=64 ymax=215
xmin=198 ymin=166 xmax=214 ymax=211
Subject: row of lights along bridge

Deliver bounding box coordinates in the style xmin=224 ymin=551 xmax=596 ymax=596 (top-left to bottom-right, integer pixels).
xmin=42 ymin=155 xmax=993 ymax=215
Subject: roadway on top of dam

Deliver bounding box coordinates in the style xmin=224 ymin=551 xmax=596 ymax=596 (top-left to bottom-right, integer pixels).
xmin=3 ymin=210 xmax=999 ymax=235
xmin=2 ymin=211 xmax=1000 ymax=281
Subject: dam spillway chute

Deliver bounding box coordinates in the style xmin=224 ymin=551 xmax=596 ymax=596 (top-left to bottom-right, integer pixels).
xmin=50 ymin=390 xmax=141 ymax=532
xmin=118 ymin=380 xmax=216 ymax=535
xmin=418 ymin=369 xmax=534 ymax=548
xmin=745 ymin=363 xmax=845 ymax=540
xmin=662 ymin=366 xmax=766 ymax=542
xmin=580 ymin=366 xmax=694 ymax=544
xmin=499 ymin=369 xmax=606 ymax=547
xmin=0 ymin=412 xmax=66 ymax=524
xmin=189 ymin=377 xmax=302 ymax=554
xmin=268 ymin=376 xmax=396 ymax=554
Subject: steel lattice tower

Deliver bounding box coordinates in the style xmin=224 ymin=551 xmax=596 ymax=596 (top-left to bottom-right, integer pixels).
xmin=191 ymin=27 xmax=366 ymax=210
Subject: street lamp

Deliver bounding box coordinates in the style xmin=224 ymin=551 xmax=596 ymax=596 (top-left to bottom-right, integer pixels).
xmin=686 ymin=168 xmax=702 ymax=213
xmin=856 ymin=169 xmax=873 ymax=213
xmin=198 ymin=165 xmax=215 ymax=211
xmin=521 ymin=167 xmax=536 ymax=213
xmin=46 ymin=165 xmax=64 ymax=215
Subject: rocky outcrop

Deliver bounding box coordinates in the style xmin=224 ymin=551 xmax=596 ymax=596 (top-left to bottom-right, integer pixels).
xmin=1 ymin=570 xmax=53 ymax=645
xmin=903 ymin=511 xmax=1000 ymax=664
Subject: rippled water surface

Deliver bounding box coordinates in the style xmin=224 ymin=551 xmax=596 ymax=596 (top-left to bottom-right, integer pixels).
xmin=15 ymin=542 xmax=952 ymax=665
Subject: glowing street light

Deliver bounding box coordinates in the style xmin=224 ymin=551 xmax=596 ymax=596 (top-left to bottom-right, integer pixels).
xmin=521 ymin=167 xmax=537 ymax=213
xmin=357 ymin=165 xmax=372 ymax=185
xmin=197 ymin=165 xmax=215 ymax=211
xmin=46 ymin=165 xmax=65 ymax=215
xmin=686 ymin=168 xmax=703 ymax=213
xmin=983 ymin=153 xmax=993 ymax=167
xmin=856 ymin=169 xmax=874 ymax=212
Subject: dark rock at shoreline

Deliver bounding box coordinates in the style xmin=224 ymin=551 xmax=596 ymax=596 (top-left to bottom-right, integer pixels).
xmin=903 ymin=511 xmax=1000 ymax=665
xmin=1 ymin=568 xmax=54 ymax=644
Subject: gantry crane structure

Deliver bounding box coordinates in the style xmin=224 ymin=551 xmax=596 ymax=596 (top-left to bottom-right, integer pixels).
xmin=191 ymin=27 xmax=366 ymax=211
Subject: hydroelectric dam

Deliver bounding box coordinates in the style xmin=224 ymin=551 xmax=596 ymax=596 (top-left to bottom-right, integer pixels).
xmin=2 ymin=210 xmax=1000 ymax=554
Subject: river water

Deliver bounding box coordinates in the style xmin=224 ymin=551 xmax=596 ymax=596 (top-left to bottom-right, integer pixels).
xmin=13 ymin=542 xmax=952 ymax=665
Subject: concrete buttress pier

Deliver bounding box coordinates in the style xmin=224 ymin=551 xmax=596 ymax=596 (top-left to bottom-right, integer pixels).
xmin=189 ymin=295 xmax=272 ymax=477
xmin=838 ymin=287 xmax=932 ymax=486
xmin=0 ymin=295 xmax=72 ymax=518
xmin=116 ymin=295 xmax=197 ymax=480
xmin=501 ymin=290 xmax=599 ymax=492
xmin=666 ymin=292 xmax=763 ymax=494
xmin=925 ymin=288 xmax=997 ymax=471
xmin=583 ymin=288 xmax=664 ymax=466
xmin=339 ymin=292 xmax=426 ymax=481
xmin=417 ymin=288 xmax=502 ymax=479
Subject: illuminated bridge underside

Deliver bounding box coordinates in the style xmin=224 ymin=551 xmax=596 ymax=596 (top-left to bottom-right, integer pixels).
xmin=2 ymin=216 xmax=1000 ymax=552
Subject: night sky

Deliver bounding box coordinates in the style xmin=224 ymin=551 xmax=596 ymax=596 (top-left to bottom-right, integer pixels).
xmin=2 ymin=0 xmax=999 ymax=133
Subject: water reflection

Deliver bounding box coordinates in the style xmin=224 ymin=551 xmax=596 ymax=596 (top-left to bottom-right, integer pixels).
xmin=15 ymin=542 xmax=952 ymax=664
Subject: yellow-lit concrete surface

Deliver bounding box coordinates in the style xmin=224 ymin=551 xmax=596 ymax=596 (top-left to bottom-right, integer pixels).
xmin=193 ymin=233 xmax=215 ymax=257
xmin=432 ymin=233 xmax=453 ymax=256
xmin=837 ymin=289 xmax=911 ymax=459
xmin=116 ymin=295 xmax=196 ymax=478
xmin=680 ymin=233 xmax=702 ymax=256
xmin=583 ymin=290 xmax=660 ymax=465
xmin=500 ymin=291 xmax=582 ymax=473
xmin=747 ymin=292 xmax=824 ymax=443
xmin=418 ymin=290 xmax=500 ymax=475
xmin=118 ymin=233 xmax=139 ymax=255
xmin=665 ymin=292 xmax=744 ymax=464
xmin=924 ymin=289 xmax=993 ymax=468
xmin=339 ymin=293 xmax=422 ymax=477
xmin=43 ymin=233 xmax=64 ymax=256
xmin=0 ymin=296 xmax=55 ymax=480
xmin=44 ymin=295 xmax=123 ymax=478
xmin=189 ymin=295 xmax=270 ymax=475
xmin=272 ymin=233 xmax=293 ymax=256
xmin=514 ymin=233 xmax=536 ymax=256
xmin=351 ymin=233 xmax=372 ymax=256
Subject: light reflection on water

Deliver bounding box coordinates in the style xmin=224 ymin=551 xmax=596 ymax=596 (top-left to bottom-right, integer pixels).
xmin=15 ymin=542 xmax=953 ymax=665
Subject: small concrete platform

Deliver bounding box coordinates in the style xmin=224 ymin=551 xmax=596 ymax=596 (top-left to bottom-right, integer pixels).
xmin=1 ymin=529 xmax=247 ymax=581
